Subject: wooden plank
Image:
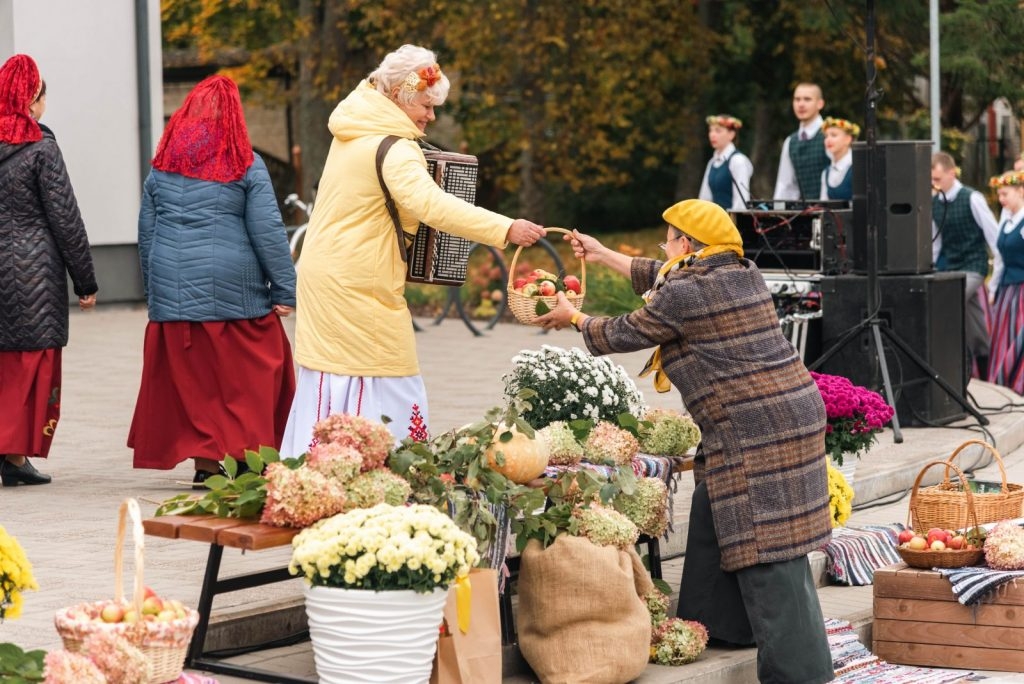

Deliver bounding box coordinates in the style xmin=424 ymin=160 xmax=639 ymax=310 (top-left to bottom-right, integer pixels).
xmin=216 ymin=522 xmax=300 ymax=551
xmin=142 ymin=515 xmax=207 ymax=539
xmin=874 ymin=567 xmax=1024 ymax=606
xmin=874 ymin=617 xmax=1024 ymax=650
xmin=873 ymin=639 xmax=1024 ymax=671
xmin=177 ymin=517 xmax=252 ymax=543
xmin=874 ymin=596 xmax=1024 ymax=628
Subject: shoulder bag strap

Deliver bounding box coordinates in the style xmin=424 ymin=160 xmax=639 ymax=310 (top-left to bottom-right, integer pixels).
xmin=375 ymin=135 xmax=415 ymax=263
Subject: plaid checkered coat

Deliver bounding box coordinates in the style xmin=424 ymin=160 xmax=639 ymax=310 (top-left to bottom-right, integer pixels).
xmin=582 ymin=253 xmax=832 ymax=571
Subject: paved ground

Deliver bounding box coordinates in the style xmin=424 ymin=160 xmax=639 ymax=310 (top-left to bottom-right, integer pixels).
xmin=3 ymin=303 xmax=1024 ymax=683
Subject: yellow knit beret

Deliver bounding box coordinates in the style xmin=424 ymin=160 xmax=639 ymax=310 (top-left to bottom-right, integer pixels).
xmin=662 ymin=199 xmax=743 ymax=249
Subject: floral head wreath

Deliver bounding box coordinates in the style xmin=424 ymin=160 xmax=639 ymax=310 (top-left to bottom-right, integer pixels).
xmin=706 ymin=114 xmax=742 ymax=131
xmin=402 ymin=63 xmax=443 ymax=94
xmin=989 ymin=171 xmax=1024 ymax=188
xmin=823 ymin=117 xmax=861 ymax=138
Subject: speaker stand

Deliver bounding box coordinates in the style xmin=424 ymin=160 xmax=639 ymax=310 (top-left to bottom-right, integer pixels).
xmin=808 ymin=0 xmax=988 ymax=441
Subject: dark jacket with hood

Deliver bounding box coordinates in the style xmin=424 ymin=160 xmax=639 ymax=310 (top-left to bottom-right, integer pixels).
xmin=0 ymin=126 xmax=97 ymax=350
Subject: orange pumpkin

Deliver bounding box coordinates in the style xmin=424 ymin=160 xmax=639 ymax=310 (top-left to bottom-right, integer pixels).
xmin=484 ymin=424 xmax=548 ymax=484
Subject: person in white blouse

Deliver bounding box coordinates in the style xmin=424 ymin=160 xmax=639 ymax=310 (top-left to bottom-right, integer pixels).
xmin=698 ymin=114 xmax=752 ymax=212
xmin=818 ymin=117 xmax=859 ymax=201
xmin=931 ymin=152 xmax=1002 ymax=380
xmin=986 ymin=171 xmax=1024 ymax=391
xmin=774 ymin=83 xmax=829 ymax=201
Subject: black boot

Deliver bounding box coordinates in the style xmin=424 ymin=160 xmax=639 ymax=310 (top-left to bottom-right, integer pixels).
xmin=0 ymin=457 xmax=52 ymax=486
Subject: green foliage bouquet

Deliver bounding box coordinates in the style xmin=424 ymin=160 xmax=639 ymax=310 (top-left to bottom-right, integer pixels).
xmin=289 ymin=503 xmax=479 ymax=593
xmin=502 ymin=345 xmax=646 ymax=429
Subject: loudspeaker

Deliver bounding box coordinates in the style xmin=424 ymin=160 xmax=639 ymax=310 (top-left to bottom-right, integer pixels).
xmin=813 ymin=272 xmax=966 ymax=427
xmin=851 ymin=140 xmax=933 ymax=274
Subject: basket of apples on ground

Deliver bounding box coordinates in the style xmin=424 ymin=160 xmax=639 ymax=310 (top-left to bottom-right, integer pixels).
xmin=54 ymin=498 xmax=200 ymax=684
xmin=897 ymin=459 xmax=986 ymax=569
xmin=507 ymin=227 xmax=585 ymax=325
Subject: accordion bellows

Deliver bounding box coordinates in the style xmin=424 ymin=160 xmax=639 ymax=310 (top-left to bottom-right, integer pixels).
xmin=407 ymin=148 xmax=478 ymax=286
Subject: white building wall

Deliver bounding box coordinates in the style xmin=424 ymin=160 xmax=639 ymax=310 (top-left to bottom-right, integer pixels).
xmin=1 ymin=0 xmax=161 ymax=299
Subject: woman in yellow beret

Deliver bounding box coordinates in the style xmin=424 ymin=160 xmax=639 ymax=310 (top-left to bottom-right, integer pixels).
xmin=536 ymin=199 xmax=834 ymax=684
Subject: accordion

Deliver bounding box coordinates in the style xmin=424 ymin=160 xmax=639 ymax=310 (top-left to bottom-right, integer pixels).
xmin=406 ymin=146 xmax=479 ymax=286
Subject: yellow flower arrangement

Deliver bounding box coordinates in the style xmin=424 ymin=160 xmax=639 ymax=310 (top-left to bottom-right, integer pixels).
xmin=0 ymin=524 xmax=37 ymax=620
xmin=826 ymin=462 xmax=854 ymax=528
xmin=289 ymin=503 xmax=479 ymax=593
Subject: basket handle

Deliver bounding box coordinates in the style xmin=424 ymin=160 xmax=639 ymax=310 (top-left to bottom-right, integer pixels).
xmin=906 ymin=459 xmax=980 ymax=533
xmin=945 ymin=439 xmax=1007 ymax=493
xmin=506 ymin=227 xmax=586 ymax=295
xmin=114 ymin=497 xmax=146 ymax=615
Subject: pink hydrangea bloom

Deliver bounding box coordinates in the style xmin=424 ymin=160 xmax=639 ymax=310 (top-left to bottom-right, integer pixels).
xmin=261 ymin=462 xmax=349 ymax=528
xmin=43 ymin=650 xmax=105 ymax=683
xmin=311 ymin=414 xmax=394 ymax=471
xmin=305 ymin=441 xmax=362 ymax=483
xmin=81 ymin=631 xmax=148 ymax=684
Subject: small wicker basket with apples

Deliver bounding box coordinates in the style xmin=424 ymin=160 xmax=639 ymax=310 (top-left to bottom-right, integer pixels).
xmin=897 ymin=460 xmax=986 ymax=569
xmin=507 ymin=227 xmax=585 ymax=325
xmin=53 ymin=498 xmax=199 ymax=684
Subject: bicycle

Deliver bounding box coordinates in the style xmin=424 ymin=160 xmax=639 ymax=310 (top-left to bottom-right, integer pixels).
xmin=283 ymin=193 xmax=312 ymax=265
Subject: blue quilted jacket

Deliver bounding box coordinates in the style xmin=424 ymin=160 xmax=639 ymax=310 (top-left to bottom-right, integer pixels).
xmin=138 ymin=154 xmax=296 ymax=322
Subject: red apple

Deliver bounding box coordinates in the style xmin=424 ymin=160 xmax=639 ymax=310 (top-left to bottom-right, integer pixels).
xmin=141 ymin=596 xmax=163 ymax=616
xmin=100 ymin=603 xmax=124 ymax=623
xmin=948 ymin=535 xmax=966 ymax=550
xmin=513 ymin=278 xmax=527 ymax=290
xmin=562 ymin=275 xmax=581 ymax=294
xmin=144 ymin=586 xmax=158 ymax=600
xmin=538 ymin=280 xmax=557 ymax=296
xmin=897 ymin=529 xmax=915 ymax=545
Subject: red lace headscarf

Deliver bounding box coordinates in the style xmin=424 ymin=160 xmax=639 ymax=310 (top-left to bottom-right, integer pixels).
xmin=151 ymin=75 xmax=254 ymax=182
xmin=0 ymin=54 xmax=43 ymax=144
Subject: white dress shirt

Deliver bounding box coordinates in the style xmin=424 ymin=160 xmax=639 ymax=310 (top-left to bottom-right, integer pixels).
xmin=931 ymin=180 xmax=1003 ymax=298
xmin=818 ymin=149 xmax=852 ymax=200
xmin=774 ymin=115 xmax=824 ymax=200
xmin=697 ymin=143 xmax=754 ymax=211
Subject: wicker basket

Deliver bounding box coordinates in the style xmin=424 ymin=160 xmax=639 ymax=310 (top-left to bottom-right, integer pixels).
xmin=54 ymin=498 xmax=199 ymax=684
xmin=507 ymin=227 xmax=586 ymax=325
xmin=899 ymin=459 xmax=984 ymax=569
xmin=911 ymin=439 xmax=1024 ymax=531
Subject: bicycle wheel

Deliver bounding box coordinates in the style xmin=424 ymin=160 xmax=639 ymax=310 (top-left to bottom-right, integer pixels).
xmin=454 ymin=243 xmax=509 ymax=335
xmin=289 ymin=224 xmax=307 ymax=265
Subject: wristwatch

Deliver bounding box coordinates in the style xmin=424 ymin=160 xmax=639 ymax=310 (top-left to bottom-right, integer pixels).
xmin=570 ymin=312 xmax=583 ymax=332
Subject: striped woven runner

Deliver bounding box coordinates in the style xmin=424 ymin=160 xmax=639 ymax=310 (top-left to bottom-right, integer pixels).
xmin=935 ymin=565 xmax=1024 ymax=606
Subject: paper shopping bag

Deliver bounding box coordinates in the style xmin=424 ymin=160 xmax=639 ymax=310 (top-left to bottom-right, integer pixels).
xmin=430 ymin=568 xmax=502 ymax=684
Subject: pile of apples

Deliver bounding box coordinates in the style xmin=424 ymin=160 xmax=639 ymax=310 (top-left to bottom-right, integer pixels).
xmin=898 ymin=527 xmax=979 ymax=552
xmin=94 ymin=587 xmax=190 ymax=624
xmin=512 ymin=269 xmax=581 ymax=298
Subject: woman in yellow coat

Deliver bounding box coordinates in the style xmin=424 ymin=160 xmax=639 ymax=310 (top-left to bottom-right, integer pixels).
xmin=280 ymin=45 xmax=545 ymax=455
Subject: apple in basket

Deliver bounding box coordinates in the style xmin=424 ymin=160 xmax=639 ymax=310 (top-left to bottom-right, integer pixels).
xmin=513 ymin=277 xmax=528 ymax=290
xmin=897 ymin=529 xmax=914 ymax=545
xmin=538 ymin=280 xmax=557 ymax=296
xmin=906 ymin=535 xmax=928 ymax=551
xmin=563 ymin=274 xmax=581 ymax=294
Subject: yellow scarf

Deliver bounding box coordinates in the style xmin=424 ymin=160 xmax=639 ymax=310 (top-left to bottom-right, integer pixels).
xmin=638 ymin=244 xmax=743 ymax=393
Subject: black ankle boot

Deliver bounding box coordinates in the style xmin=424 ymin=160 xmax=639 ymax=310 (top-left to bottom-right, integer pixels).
xmin=0 ymin=457 xmax=52 ymax=486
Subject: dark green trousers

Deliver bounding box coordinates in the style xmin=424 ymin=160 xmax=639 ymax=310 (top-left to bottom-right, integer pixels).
xmin=677 ymin=480 xmax=834 ymax=684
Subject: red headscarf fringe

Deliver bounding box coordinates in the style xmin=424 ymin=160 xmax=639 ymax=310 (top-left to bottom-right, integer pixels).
xmin=151 ymin=75 xmax=254 ymax=182
xmin=0 ymin=54 xmax=43 ymax=144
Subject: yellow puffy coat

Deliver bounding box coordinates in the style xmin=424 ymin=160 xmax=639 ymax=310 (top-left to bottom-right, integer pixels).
xmin=295 ymin=82 xmax=512 ymax=376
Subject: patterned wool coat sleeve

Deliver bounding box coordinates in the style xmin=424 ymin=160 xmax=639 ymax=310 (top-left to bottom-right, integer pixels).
xmin=582 ymin=253 xmax=832 ymax=572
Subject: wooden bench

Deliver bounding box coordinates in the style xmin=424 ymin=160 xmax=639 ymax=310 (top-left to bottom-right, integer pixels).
xmin=142 ymin=515 xmax=312 ymax=684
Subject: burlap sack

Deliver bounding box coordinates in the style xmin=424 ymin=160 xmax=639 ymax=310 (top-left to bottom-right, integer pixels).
xmin=517 ymin=536 xmax=651 ymax=684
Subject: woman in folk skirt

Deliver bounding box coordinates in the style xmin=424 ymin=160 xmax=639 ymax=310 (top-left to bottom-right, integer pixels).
xmin=988 ymin=171 xmax=1024 ymax=393
xmin=128 ymin=75 xmax=297 ymax=486
xmin=0 ymin=54 xmax=98 ymax=486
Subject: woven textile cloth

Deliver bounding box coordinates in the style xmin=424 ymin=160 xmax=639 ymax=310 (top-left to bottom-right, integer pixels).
xmin=827 ymin=618 xmax=970 ymax=683
xmin=821 ymin=524 xmax=904 ymax=586
xmin=936 ymin=566 xmax=1024 ymax=606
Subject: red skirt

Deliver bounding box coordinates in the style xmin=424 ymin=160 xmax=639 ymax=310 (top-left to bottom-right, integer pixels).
xmin=128 ymin=314 xmax=296 ymax=469
xmin=0 ymin=349 xmax=62 ymax=458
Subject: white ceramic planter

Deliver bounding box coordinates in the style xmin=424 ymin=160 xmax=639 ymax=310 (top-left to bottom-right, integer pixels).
xmin=304 ymin=584 xmax=447 ymax=684
xmin=833 ymin=457 xmax=858 ymax=486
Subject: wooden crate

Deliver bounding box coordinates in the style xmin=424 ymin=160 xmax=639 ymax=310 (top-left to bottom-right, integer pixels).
xmin=873 ymin=562 xmax=1024 ymax=671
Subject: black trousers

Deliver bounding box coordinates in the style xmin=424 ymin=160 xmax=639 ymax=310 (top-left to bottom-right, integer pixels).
xmin=677 ymin=481 xmax=834 ymax=684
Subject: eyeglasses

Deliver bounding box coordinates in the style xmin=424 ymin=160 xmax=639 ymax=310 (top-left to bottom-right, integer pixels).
xmin=658 ymin=235 xmax=686 ymax=252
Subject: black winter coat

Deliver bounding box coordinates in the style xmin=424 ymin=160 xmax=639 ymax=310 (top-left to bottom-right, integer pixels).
xmin=0 ymin=127 xmax=97 ymax=350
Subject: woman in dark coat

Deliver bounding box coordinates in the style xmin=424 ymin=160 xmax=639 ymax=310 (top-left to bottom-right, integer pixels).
xmin=127 ymin=75 xmax=297 ymax=486
xmin=0 ymin=54 xmax=98 ymax=486
xmin=537 ymin=199 xmax=834 ymax=684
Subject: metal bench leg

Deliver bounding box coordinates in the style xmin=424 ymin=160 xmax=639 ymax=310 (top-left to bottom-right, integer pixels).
xmin=187 ymin=543 xmax=224 ymax=665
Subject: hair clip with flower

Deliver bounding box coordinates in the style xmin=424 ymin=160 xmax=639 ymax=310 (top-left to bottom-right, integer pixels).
xmin=989 ymin=171 xmax=1024 ymax=188
xmin=402 ymin=63 xmax=443 ymax=94
xmin=823 ymin=117 xmax=861 ymax=138
xmin=706 ymin=115 xmax=742 ymax=131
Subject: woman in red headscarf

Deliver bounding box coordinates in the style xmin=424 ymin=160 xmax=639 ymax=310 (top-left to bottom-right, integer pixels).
xmin=127 ymin=75 xmax=297 ymax=487
xmin=0 ymin=54 xmax=98 ymax=486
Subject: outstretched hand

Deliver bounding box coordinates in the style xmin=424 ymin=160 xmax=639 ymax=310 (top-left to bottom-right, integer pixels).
xmin=508 ymin=219 xmax=546 ymax=246
xmin=566 ymin=229 xmax=605 ymax=264
xmin=534 ymin=292 xmax=577 ymax=331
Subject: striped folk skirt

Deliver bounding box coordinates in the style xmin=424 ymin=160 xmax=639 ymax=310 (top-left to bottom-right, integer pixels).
xmin=988 ymin=283 xmax=1024 ymax=393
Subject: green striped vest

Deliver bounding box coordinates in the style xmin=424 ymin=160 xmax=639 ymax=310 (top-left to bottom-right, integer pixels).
xmin=788 ymin=131 xmax=829 ymax=200
xmin=932 ymin=187 xmax=989 ymax=276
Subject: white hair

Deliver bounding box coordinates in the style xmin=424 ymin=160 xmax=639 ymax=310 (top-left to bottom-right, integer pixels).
xmin=369 ymin=44 xmax=451 ymax=106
